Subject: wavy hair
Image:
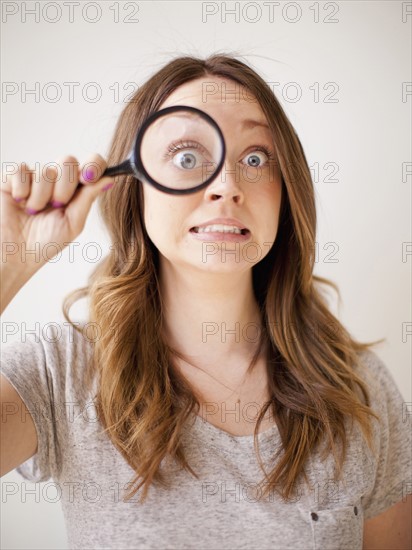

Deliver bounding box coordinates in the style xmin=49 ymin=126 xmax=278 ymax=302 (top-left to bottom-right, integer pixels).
xmin=63 ymin=53 xmax=383 ymax=504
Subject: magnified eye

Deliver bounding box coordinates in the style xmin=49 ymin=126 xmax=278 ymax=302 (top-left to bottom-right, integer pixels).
xmin=165 ymin=140 xmax=209 ymax=170
xmin=242 ymin=145 xmax=275 ymax=168
xmin=174 ymin=151 xmax=198 ymax=170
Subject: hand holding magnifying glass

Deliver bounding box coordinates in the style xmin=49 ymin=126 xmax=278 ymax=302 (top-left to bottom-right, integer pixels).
xmin=79 ymin=105 xmax=226 ymax=196
xmin=0 ymin=106 xmax=226 ymax=281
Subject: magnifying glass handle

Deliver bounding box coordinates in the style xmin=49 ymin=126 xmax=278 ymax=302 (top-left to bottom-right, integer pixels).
xmin=74 ymin=158 xmax=134 ymax=191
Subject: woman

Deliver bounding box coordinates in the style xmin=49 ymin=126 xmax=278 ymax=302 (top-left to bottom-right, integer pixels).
xmin=1 ymin=54 xmax=411 ymax=549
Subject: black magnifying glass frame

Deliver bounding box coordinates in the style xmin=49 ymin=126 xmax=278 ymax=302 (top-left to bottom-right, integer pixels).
xmin=97 ymin=105 xmax=227 ymax=196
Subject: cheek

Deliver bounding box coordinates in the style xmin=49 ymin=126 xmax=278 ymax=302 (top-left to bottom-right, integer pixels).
xmin=142 ymin=188 xmax=194 ymax=246
xmin=256 ymin=181 xmax=282 ymax=229
xmin=142 ymin=189 xmax=168 ymax=243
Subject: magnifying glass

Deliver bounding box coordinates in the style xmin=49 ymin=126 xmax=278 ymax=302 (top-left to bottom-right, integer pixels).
xmin=78 ymin=105 xmax=226 ymax=195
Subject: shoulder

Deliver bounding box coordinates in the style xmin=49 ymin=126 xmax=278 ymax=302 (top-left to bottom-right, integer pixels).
xmin=40 ymin=321 xmax=97 ymax=395
xmin=1 ymin=320 xmax=94 ymax=355
xmin=353 ymin=348 xmax=407 ymax=407
xmin=350 ymin=349 xmax=411 ymax=520
xmin=355 ymin=348 xmax=392 ymax=380
xmin=38 ymin=321 xmax=96 ymax=366
xmin=1 ymin=320 xmax=96 ymax=399
xmin=351 ymin=348 xmax=410 ymax=447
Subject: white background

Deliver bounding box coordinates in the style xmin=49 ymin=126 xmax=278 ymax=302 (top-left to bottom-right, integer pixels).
xmin=1 ymin=1 xmax=411 ymax=548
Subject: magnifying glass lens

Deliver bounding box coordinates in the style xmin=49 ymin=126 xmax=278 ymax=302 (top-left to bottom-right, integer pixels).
xmin=139 ymin=110 xmax=224 ymax=191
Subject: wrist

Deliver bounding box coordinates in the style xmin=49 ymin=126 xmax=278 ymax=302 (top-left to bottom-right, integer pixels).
xmin=0 ymin=262 xmax=40 ymax=314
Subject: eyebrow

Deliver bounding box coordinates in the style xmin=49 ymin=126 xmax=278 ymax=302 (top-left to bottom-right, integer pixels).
xmin=240 ymin=119 xmax=270 ymax=130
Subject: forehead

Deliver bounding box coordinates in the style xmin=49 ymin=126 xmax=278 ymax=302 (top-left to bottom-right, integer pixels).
xmin=159 ymin=76 xmax=269 ymax=129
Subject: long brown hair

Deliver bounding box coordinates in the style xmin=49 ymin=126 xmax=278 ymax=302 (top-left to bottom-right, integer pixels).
xmin=63 ymin=53 xmax=383 ymax=504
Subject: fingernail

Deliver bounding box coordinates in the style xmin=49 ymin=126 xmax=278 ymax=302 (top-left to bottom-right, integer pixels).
xmin=101 ymin=182 xmax=114 ymax=192
xmin=84 ymin=168 xmax=95 ymax=181
xmin=25 ymin=207 xmax=38 ymax=215
xmin=51 ymin=200 xmax=65 ymax=208
xmin=14 ymin=197 xmax=24 ymax=203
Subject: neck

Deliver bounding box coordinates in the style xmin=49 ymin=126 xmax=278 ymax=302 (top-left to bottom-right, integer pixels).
xmin=159 ymin=260 xmax=265 ymax=372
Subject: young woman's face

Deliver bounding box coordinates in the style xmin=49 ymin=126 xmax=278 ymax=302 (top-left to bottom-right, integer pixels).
xmin=142 ymin=76 xmax=283 ymax=275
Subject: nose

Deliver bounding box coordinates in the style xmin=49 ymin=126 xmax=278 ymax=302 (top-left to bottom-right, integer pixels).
xmin=204 ymin=161 xmax=245 ymax=204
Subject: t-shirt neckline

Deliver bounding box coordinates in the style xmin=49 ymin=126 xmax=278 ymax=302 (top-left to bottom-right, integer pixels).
xmin=187 ymin=410 xmax=279 ymax=446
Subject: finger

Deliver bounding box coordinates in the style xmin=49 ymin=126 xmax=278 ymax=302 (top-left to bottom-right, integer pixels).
xmin=7 ymin=163 xmax=32 ymax=202
xmin=78 ymin=153 xmax=108 ymax=185
xmin=1 ymin=172 xmax=12 ymax=193
xmin=25 ymin=164 xmax=56 ymax=214
xmin=49 ymin=156 xmax=80 ymax=208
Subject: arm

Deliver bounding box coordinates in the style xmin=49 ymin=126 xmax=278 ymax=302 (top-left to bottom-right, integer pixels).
xmin=0 ymin=264 xmax=37 ymax=315
xmin=0 ymin=374 xmax=38 ymax=477
xmin=1 ymin=265 xmax=40 ymax=476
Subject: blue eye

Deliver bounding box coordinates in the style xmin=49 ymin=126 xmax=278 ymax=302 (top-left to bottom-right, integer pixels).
xmin=173 ymin=151 xmax=198 ymax=169
xmin=165 ymin=140 xmax=209 ymax=170
xmin=242 ymin=146 xmax=276 ymax=167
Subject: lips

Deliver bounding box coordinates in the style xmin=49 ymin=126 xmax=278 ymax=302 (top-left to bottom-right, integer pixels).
xmin=189 ymin=217 xmax=250 ymax=234
xmin=189 ymin=226 xmax=251 ymax=242
xmin=190 ymin=226 xmax=249 ymax=235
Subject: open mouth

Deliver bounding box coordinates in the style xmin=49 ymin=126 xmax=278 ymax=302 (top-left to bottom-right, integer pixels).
xmin=190 ymin=226 xmax=249 ymax=235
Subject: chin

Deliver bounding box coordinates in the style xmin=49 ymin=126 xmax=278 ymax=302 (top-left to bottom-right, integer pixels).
xmin=190 ymin=258 xmax=255 ymax=274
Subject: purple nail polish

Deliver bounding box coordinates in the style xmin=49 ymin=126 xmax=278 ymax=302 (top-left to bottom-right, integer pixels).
xmin=84 ymin=168 xmax=95 ymax=181
xmin=51 ymin=200 xmax=65 ymax=208
xmin=101 ymin=182 xmax=114 ymax=192
xmin=14 ymin=197 xmax=24 ymax=202
xmin=26 ymin=207 xmax=38 ymax=215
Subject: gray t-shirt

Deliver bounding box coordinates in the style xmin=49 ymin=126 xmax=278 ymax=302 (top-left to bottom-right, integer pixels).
xmin=1 ymin=323 xmax=411 ymax=550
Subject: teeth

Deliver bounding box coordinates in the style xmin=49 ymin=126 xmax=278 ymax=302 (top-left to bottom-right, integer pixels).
xmin=193 ymin=224 xmax=244 ymax=234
